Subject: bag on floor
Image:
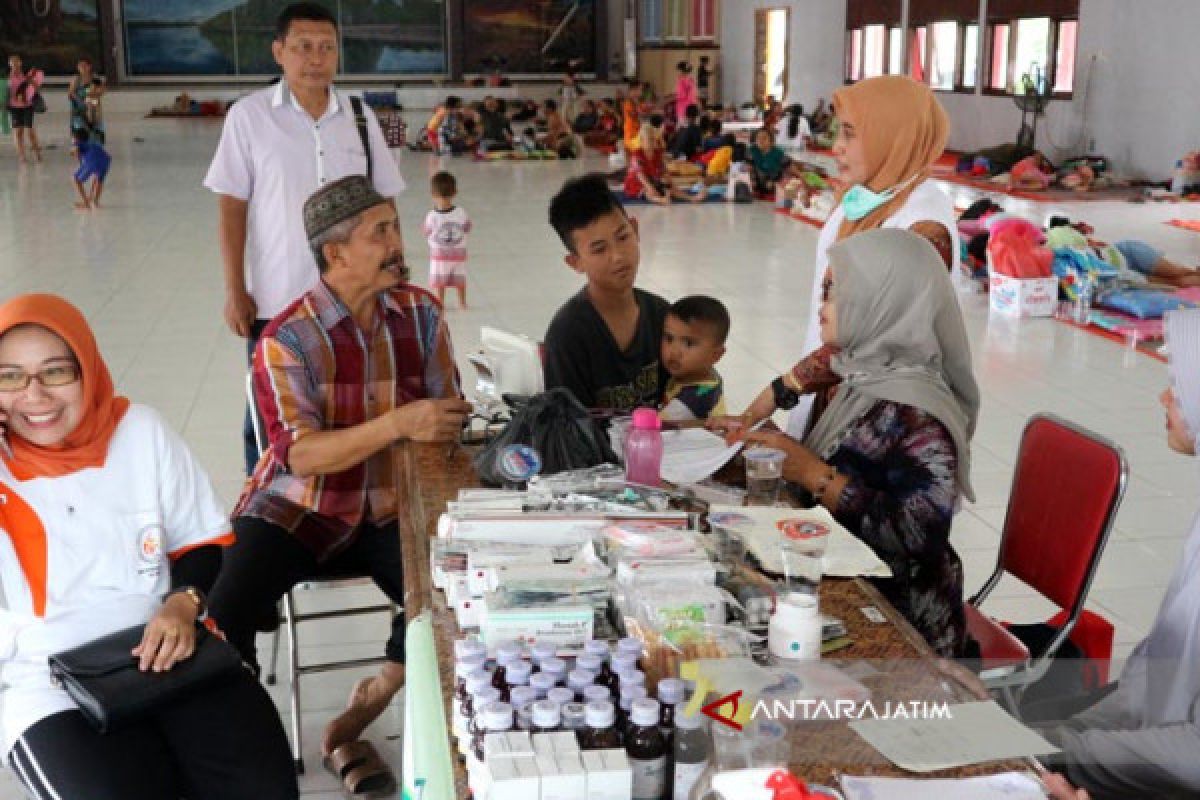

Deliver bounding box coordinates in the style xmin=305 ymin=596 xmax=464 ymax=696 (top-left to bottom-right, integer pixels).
xmin=473 ymin=388 xmax=616 ymax=486
xmin=1007 ymin=609 xmax=1115 ymax=708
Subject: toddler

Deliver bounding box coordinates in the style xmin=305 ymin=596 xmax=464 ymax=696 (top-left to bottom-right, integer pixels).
xmin=660 ymin=296 xmax=729 ymax=422
xmin=71 ymin=128 xmax=110 ymax=211
xmin=423 ymin=171 xmax=471 ymax=308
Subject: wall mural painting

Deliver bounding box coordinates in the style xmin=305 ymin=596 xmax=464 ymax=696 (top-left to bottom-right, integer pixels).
xmin=0 ymin=0 xmax=103 ymax=76
xmin=463 ymin=0 xmax=596 ymax=75
xmin=121 ymin=0 xmax=446 ymax=76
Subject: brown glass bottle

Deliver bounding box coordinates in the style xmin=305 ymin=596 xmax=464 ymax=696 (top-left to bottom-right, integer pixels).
xmin=578 ymin=700 xmax=622 ymax=750
xmin=626 ymin=698 xmax=668 ymax=800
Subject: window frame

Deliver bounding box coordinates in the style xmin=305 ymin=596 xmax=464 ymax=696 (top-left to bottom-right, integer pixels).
xmin=983 ymin=13 xmax=1077 ymax=99
xmin=844 ymin=23 xmax=902 ymax=83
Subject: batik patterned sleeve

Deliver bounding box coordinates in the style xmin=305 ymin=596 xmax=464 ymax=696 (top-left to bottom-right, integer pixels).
xmin=832 ymin=404 xmax=959 ymax=567
xmin=787 ymin=345 xmax=840 ymax=395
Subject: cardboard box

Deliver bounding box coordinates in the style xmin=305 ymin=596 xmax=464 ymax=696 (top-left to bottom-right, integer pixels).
xmin=988 ymin=272 xmax=1058 ymax=318
xmin=484 ymin=731 xmax=534 ymax=759
xmin=489 ymin=755 xmax=540 ymax=800
xmin=533 ymin=731 xmax=580 ymax=757
xmin=538 ymin=752 xmax=588 ymax=800
xmin=582 ymin=749 xmax=632 ymax=800
xmin=480 ymin=600 xmax=593 ymax=652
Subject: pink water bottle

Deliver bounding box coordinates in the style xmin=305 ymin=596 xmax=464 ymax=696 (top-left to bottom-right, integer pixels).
xmin=624 ymin=408 xmax=664 ymax=486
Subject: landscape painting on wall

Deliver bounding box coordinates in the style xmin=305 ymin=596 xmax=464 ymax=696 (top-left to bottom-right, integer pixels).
xmin=0 ymin=0 xmax=102 ymax=76
xmin=463 ymin=0 xmax=595 ymax=75
xmin=122 ymin=0 xmax=445 ymax=76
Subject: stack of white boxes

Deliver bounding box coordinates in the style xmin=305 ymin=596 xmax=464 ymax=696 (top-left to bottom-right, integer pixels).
xmin=470 ymin=730 xmax=632 ymax=800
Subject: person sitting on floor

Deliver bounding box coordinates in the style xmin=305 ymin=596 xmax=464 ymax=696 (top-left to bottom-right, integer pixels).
xmin=700 ymin=117 xmax=725 ymax=153
xmin=776 ymin=103 xmax=811 ymax=152
xmin=544 ymin=174 xmax=670 ymax=411
xmin=426 ymin=95 xmax=470 ymax=155
xmin=572 ymin=98 xmax=600 ymax=134
xmin=477 ymin=95 xmax=514 ymax=152
xmin=623 ymin=120 xmax=703 ymax=205
xmin=0 ymin=294 xmax=297 ymax=800
xmin=541 ymin=98 xmax=577 ymax=157
xmin=669 ymin=103 xmax=704 ymax=161
xmin=748 ymin=127 xmax=792 ymax=195
xmin=208 ymin=176 xmax=472 ymax=761
xmin=713 ymin=229 xmax=979 ymax=658
xmin=1035 ymin=308 xmax=1200 ymax=799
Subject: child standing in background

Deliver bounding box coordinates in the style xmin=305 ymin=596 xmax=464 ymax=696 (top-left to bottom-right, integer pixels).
xmin=423 ymin=171 xmax=471 ymax=309
xmin=71 ymin=128 xmax=110 ymax=210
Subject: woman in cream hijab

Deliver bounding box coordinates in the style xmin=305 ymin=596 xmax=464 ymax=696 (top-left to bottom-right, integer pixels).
xmin=742 ymin=229 xmax=978 ymax=658
xmin=718 ymin=76 xmax=966 ymax=439
xmin=1038 ymin=308 xmax=1200 ymax=799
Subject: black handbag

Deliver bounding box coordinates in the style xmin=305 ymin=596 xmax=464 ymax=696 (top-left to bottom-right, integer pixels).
xmin=48 ymin=623 xmax=245 ymax=733
xmin=31 ymin=92 xmax=46 ymax=114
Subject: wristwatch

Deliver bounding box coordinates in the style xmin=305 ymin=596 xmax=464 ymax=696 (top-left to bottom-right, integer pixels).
xmin=165 ymin=586 xmax=208 ymax=620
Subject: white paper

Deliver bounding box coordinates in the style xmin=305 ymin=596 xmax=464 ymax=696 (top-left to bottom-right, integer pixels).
xmin=708 ymin=505 xmax=892 ymax=578
xmin=840 ymin=772 xmax=1045 ymax=800
xmin=848 ymin=701 xmax=1058 ymax=773
xmin=658 ymin=428 xmax=744 ymax=486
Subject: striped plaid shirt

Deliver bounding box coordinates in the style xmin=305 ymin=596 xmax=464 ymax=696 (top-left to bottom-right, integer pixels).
xmin=234 ymin=279 xmax=460 ymax=560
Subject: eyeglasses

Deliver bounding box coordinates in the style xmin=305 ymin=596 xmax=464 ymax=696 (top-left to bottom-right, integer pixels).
xmin=0 ymin=362 xmax=81 ymax=392
xmin=820 ymin=279 xmax=834 ymax=303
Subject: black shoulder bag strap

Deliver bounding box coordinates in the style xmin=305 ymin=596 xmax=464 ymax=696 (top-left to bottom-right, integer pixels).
xmin=349 ymin=95 xmax=373 ymax=183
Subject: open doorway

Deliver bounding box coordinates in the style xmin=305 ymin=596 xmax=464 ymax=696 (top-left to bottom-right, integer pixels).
xmin=754 ymin=8 xmax=790 ymax=107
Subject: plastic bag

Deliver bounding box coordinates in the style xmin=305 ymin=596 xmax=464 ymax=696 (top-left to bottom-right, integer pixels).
xmin=987 ymin=219 xmax=1054 ymax=279
xmin=473 ymin=388 xmax=616 ymax=486
xmin=1096 ymin=288 xmax=1196 ymax=320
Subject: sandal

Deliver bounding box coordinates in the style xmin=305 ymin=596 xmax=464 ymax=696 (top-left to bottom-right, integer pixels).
xmin=324 ymin=740 xmax=396 ymax=796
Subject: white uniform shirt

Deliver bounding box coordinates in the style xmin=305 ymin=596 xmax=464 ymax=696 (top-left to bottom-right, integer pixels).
xmin=0 ymin=405 xmax=230 ymax=755
xmin=775 ymin=115 xmax=811 ymax=151
xmin=204 ymin=81 xmax=407 ymax=319
xmin=788 ymin=179 xmax=960 ymax=436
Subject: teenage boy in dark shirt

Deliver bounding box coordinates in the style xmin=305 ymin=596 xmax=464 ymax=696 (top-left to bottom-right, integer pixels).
xmin=544 ymin=174 xmax=669 ymax=411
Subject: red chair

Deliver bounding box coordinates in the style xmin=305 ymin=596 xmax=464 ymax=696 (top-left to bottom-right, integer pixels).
xmin=965 ymin=413 xmax=1127 ymax=709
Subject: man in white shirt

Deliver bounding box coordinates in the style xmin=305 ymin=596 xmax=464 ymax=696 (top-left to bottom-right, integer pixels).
xmin=204 ymin=2 xmax=406 ymax=474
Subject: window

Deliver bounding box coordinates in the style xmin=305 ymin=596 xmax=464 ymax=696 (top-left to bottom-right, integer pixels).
xmin=665 ymin=0 xmax=688 ymax=41
xmin=640 ymin=0 xmax=663 ymax=43
xmin=1053 ymin=19 xmax=1078 ymax=93
xmin=989 ymin=23 xmax=1010 ymax=90
xmin=844 ymin=0 xmax=902 ymax=82
xmin=123 ymin=0 xmax=447 ymax=77
xmin=691 ymin=0 xmax=718 ymax=41
xmin=986 ymin=0 xmax=1079 ymax=95
xmin=928 ymin=20 xmax=958 ymax=90
xmin=863 ymin=24 xmax=886 ymax=79
xmin=1012 ymin=17 xmax=1051 ymax=93
xmin=961 ymin=24 xmax=979 ymax=88
xmin=909 ymin=26 xmax=927 ymax=83
xmin=640 ymin=0 xmax=719 ymax=45
xmin=848 ymin=29 xmax=863 ymax=82
xmin=888 ymin=27 xmax=904 ymax=74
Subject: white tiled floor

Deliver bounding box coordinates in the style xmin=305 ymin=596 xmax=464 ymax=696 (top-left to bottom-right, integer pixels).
xmin=2 ymin=112 xmax=1200 ymax=796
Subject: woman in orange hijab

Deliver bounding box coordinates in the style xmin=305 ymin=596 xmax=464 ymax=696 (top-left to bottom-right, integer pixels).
xmin=713 ymin=76 xmax=969 ymax=439
xmin=0 ymin=294 xmax=297 ymax=800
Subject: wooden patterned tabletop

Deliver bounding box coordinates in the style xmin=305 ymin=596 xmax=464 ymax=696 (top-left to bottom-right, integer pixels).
xmin=396 ymin=442 xmax=1028 ymax=796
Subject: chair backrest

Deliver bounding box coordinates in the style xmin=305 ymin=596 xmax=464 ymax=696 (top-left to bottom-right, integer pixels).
xmin=991 ymin=413 xmax=1127 ymax=614
xmin=246 ymin=372 xmax=267 ymax=459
